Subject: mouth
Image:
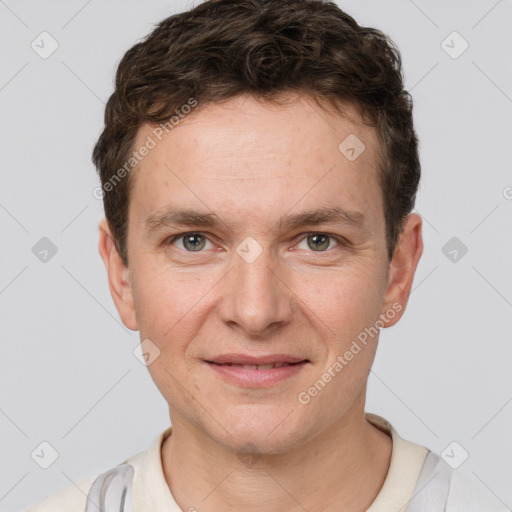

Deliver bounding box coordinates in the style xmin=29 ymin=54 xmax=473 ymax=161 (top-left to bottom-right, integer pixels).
xmin=207 ymin=361 xmax=307 ymax=370
xmin=204 ymin=358 xmax=310 ymax=387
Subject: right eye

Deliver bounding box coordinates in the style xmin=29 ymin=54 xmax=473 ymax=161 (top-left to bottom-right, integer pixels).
xmin=168 ymin=232 xmax=215 ymax=252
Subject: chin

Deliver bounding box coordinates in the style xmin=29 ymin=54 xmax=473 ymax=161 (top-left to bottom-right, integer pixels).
xmin=214 ymin=408 xmax=309 ymax=454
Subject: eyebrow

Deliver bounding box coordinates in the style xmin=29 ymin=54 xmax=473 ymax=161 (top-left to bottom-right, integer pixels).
xmin=144 ymin=205 xmax=365 ymax=234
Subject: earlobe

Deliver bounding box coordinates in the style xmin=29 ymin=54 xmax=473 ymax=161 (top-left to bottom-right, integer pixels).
xmin=380 ymin=213 xmax=423 ymax=328
xmin=98 ymin=218 xmax=138 ymax=331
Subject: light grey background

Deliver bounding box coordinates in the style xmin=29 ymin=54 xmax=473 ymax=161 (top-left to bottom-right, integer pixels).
xmin=1 ymin=0 xmax=511 ymax=510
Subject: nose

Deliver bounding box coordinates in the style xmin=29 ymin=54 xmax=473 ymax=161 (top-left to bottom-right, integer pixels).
xmin=218 ymin=245 xmax=295 ymax=337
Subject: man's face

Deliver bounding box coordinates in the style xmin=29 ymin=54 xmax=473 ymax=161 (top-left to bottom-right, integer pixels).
xmin=108 ymin=94 xmax=412 ymax=452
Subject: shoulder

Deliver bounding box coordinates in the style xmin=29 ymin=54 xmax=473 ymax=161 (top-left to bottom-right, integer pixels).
xmin=25 ymin=474 xmax=98 ymax=512
xmin=445 ymin=466 xmax=509 ymax=512
xmin=412 ymin=449 xmax=508 ymax=512
xmin=25 ymin=449 xmax=147 ymax=512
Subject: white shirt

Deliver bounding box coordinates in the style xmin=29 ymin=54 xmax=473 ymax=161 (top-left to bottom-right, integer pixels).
xmin=25 ymin=412 xmax=508 ymax=511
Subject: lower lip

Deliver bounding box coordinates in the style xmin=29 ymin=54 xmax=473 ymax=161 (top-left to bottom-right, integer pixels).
xmin=205 ymin=361 xmax=308 ymax=387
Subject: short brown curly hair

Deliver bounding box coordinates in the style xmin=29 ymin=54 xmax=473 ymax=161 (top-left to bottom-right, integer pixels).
xmin=92 ymin=0 xmax=420 ymax=267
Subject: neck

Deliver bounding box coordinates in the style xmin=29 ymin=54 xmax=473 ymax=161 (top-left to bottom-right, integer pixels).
xmin=161 ymin=410 xmax=392 ymax=512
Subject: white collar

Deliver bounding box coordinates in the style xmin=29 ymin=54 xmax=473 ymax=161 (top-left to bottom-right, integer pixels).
xmin=127 ymin=412 xmax=428 ymax=511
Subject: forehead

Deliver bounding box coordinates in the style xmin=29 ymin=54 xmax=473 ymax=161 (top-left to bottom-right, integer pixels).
xmin=127 ymin=94 xmax=384 ymax=233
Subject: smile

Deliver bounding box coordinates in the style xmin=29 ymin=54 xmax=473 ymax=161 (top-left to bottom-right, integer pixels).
xmin=205 ymin=360 xmax=309 ymax=387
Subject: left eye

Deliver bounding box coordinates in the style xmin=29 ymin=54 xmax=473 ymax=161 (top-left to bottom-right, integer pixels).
xmin=169 ymin=233 xmax=214 ymax=252
xmin=296 ymin=233 xmax=342 ymax=252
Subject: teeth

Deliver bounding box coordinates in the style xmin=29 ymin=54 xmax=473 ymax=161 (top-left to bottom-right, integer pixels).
xmin=227 ymin=363 xmax=293 ymax=370
xmin=252 ymin=364 xmax=274 ymax=370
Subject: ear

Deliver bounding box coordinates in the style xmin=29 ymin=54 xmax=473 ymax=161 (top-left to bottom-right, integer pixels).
xmin=380 ymin=213 xmax=423 ymax=328
xmin=98 ymin=218 xmax=138 ymax=331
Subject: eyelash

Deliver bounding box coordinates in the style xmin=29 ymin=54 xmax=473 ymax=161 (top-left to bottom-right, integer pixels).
xmin=166 ymin=231 xmax=347 ymax=253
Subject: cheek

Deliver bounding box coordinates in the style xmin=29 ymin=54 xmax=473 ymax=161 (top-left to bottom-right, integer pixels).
xmin=133 ymin=264 xmax=208 ymax=337
xmin=133 ymin=269 xmax=207 ymax=399
xmin=297 ymin=268 xmax=384 ymax=412
xmin=298 ymin=261 xmax=385 ymax=341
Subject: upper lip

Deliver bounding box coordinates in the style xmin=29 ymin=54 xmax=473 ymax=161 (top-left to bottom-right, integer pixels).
xmin=206 ymin=354 xmax=308 ymax=365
